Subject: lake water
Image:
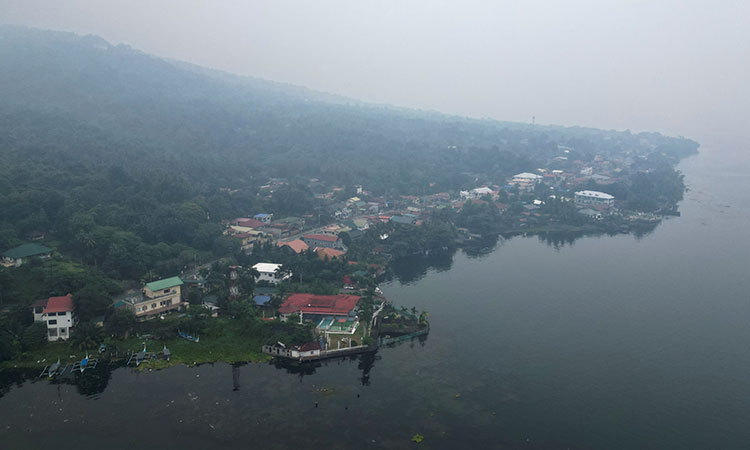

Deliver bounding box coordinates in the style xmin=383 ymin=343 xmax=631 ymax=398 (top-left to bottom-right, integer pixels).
xmin=2 ymin=143 xmax=749 ymax=449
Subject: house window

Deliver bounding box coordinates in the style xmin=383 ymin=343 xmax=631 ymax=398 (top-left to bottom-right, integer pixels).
xmin=47 ymin=312 xmax=56 ymax=317
xmin=163 ymin=289 xmax=170 ymax=294
xmin=166 ymin=299 xmax=172 ymax=306
xmin=48 ymin=319 xmax=57 ymax=325
xmin=60 ymin=328 xmax=67 ymax=334
xmin=49 ymin=328 xmax=58 ymax=336
xmin=151 ymin=303 xmax=157 ymax=309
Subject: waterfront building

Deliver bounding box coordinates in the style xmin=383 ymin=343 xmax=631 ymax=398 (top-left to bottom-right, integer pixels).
xmin=123 ymin=276 xmax=184 ymax=319
xmin=34 ymin=294 xmax=75 ymax=342
xmin=574 ymin=190 xmax=615 ymax=208
xmin=278 ymin=293 xmax=361 ymax=321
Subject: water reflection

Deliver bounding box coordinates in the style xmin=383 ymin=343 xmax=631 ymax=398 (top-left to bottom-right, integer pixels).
xmin=462 ymin=234 xmax=501 ymax=257
xmin=72 ymin=362 xmax=113 ymax=397
xmin=389 ymin=249 xmax=456 ymax=284
xmin=232 ymin=363 xmax=241 ymax=391
xmin=0 ymin=368 xmax=31 ymax=399
xmin=0 ymin=361 xmax=114 ymax=400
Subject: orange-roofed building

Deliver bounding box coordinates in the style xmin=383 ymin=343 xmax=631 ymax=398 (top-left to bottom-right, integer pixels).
xmin=277 ymin=239 xmax=309 ymax=254
xmin=316 ymin=247 xmax=345 ymax=260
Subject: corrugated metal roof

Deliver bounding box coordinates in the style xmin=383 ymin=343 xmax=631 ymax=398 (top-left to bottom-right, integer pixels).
xmin=146 ymin=276 xmax=183 ymax=291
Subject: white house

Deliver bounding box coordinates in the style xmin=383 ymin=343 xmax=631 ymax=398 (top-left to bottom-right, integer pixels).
xmin=460 ymin=186 xmax=494 ymax=200
xmin=510 ymin=172 xmax=543 ymax=191
xmin=252 ymin=262 xmax=290 ymax=285
xmin=35 ymin=294 xmax=75 ymax=342
xmin=574 ymin=190 xmax=615 ymax=208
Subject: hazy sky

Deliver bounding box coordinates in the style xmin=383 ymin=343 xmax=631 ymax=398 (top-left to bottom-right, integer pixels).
xmin=2 ymin=0 xmax=749 ymax=144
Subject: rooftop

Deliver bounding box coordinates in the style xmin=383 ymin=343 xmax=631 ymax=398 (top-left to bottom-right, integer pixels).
xmin=232 ymin=218 xmax=265 ymax=228
xmin=253 ymin=295 xmax=272 ymax=306
xmin=253 ymin=262 xmax=282 ymax=273
xmin=2 ymin=243 xmax=52 ymax=259
xmin=303 ymin=234 xmax=339 ymax=242
xmin=575 ymin=190 xmax=614 ymax=200
xmin=279 ymin=293 xmax=360 ymax=316
xmin=513 ymin=172 xmax=543 ymax=180
xmin=316 ymin=247 xmax=345 ymax=259
xmin=146 ymin=276 xmax=183 ymax=292
xmin=43 ymin=294 xmax=74 ymax=314
xmin=30 ymin=298 xmax=48 ymax=309
xmin=278 ymin=239 xmax=309 ymax=253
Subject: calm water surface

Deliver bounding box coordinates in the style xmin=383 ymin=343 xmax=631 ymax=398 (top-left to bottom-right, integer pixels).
xmin=1 ymin=143 xmax=749 ymax=449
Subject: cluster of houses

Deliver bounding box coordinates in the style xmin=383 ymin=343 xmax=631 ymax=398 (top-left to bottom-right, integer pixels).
xmin=225 ymin=214 xmax=306 ymax=249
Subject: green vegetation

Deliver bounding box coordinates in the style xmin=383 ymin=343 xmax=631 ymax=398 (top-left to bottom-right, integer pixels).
xmin=1 ymin=308 xmax=312 ymax=369
xmin=0 ymin=27 xmax=698 ymax=369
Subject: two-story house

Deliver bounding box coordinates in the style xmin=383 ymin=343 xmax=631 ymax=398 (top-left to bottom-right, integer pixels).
xmin=33 ymin=294 xmax=75 ymax=342
xmin=252 ymin=263 xmax=290 ymax=285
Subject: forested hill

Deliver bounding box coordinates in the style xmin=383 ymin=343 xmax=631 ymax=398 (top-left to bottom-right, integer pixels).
xmin=0 ymin=26 xmax=699 ymax=276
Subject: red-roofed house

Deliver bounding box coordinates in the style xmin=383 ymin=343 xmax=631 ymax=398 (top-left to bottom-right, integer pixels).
xmin=231 ymin=218 xmax=265 ymax=229
xmin=302 ymin=234 xmax=345 ymax=250
xmin=40 ymin=294 xmax=75 ymax=342
xmin=316 ymin=247 xmax=345 ymax=260
xmin=279 ymin=293 xmax=360 ymax=319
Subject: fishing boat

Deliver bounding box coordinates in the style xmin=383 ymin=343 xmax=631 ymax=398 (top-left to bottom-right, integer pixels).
xmin=79 ymin=354 xmax=90 ymax=373
xmin=136 ymin=345 xmax=147 ymax=366
xmin=47 ymin=359 xmax=61 ymax=377
xmin=178 ymin=330 xmax=199 ymax=342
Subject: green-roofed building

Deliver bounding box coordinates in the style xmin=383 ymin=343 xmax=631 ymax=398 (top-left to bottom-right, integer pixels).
xmin=1 ymin=243 xmax=53 ymax=267
xmin=146 ymin=276 xmax=183 ymax=292
xmin=129 ymin=276 xmax=185 ymax=320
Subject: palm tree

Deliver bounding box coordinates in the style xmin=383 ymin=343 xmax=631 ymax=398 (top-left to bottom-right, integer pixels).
xmin=70 ymin=322 xmax=103 ymax=351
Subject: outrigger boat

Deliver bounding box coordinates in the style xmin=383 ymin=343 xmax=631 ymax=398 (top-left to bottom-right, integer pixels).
xmin=48 ymin=359 xmax=61 ymax=376
xmin=136 ymin=345 xmax=147 ymax=366
xmin=39 ymin=358 xmax=67 ymax=378
xmin=71 ymin=353 xmax=97 ymax=373
xmin=178 ymin=330 xmax=199 ymax=342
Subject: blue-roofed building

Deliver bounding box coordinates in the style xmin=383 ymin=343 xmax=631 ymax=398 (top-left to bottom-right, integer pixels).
xmin=253 ymin=295 xmax=272 ymax=306
xmin=254 ymin=213 xmax=273 ymax=224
